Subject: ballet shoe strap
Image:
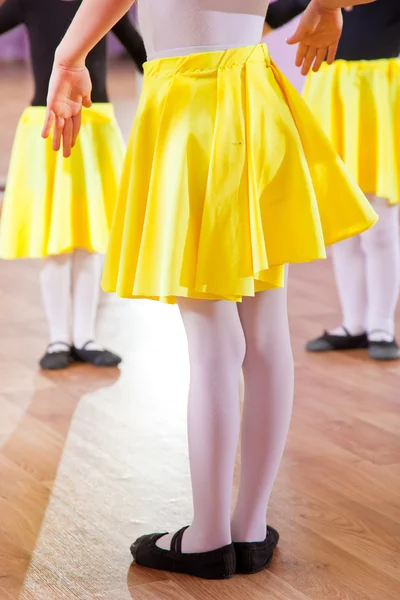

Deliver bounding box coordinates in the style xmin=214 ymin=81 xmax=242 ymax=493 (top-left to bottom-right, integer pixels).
xmin=171 ymin=526 xmax=190 ymax=553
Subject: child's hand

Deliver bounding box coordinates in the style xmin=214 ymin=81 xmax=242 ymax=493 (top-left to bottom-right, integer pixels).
xmin=42 ymin=62 xmax=92 ymax=158
xmin=286 ymin=0 xmax=343 ymax=75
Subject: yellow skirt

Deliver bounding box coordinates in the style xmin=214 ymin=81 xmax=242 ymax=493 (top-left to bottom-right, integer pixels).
xmin=303 ymin=58 xmax=400 ymax=204
xmin=102 ymin=44 xmax=377 ymax=304
xmin=0 ymin=104 xmax=125 ymax=259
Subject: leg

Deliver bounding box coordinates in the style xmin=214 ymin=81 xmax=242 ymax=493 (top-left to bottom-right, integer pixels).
xmin=40 ymin=253 xmax=72 ymax=348
xmin=231 ymin=280 xmax=294 ymax=543
xmin=306 ymin=235 xmax=369 ymax=352
xmin=71 ymin=249 xmax=121 ymax=366
xmin=331 ymin=235 xmax=367 ymax=336
xmin=361 ymin=196 xmax=400 ymax=342
xmin=155 ymin=299 xmax=245 ymax=553
xmin=71 ymin=249 xmax=103 ymax=349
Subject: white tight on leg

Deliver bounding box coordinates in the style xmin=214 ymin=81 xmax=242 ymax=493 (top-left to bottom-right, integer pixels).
xmin=331 ymin=236 xmax=367 ymax=336
xmin=232 ymin=283 xmax=294 ymax=542
xmin=157 ymin=282 xmax=294 ymax=552
xmin=40 ymin=250 xmax=103 ymax=350
xmin=330 ymin=196 xmax=400 ymax=341
xmin=361 ymin=197 xmax=400 ymax=341
xmin=158 ymin=299 xmax=245 ymax=553
xmin=40 ymin=253 xmax=72 ymax=348
xmin=71 ymin=249 xmax=103 ymax=349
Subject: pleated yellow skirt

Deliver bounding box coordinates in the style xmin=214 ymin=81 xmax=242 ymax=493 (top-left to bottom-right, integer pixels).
xmin=102 ymin=44 xmax=377 ymax=304
xmin=0 ymin=104 xmax=125 ymax=259
xmin=303 ymin=58 xmax=400 ymax=204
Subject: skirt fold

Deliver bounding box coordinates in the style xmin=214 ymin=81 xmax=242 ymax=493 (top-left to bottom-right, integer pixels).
xmin=102 ymin=44 xmax=377 ymax=304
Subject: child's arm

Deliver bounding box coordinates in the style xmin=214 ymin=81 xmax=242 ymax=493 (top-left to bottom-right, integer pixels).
xmin=0 ymin=0 xmax=24 ymax=35
xmin=54 ymin=0 xmax=136 ymax=68
xmin=111 ymin=13 xmax=147 ymax=74
xmin=42 ymin=0 xmax=137 ymax=157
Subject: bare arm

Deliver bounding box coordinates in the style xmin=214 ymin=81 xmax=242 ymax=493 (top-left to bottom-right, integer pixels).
xmin=55 ymin=0 xmax=136 ymax=68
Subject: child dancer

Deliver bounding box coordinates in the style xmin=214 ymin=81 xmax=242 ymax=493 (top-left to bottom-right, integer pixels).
xmin=43 ymin=0 xmax=376 ymax=579
xmin=0 ymin=0 xmax=146 ymax=370
xmin=265 ymin=0 xmax=400 ymax=360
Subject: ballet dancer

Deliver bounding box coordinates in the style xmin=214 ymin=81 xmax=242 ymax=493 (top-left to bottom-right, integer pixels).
xmin=42 ymin=0 xmax=376 ymax=579
xmin=0 ymin=0 xmax=146 ymax=369
xmin=265 ymin=0 xmax=400 ymax=360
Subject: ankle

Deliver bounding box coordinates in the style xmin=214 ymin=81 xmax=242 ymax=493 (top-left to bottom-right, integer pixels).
xmin=231 ymin=519 xmax=267 ymax=543
xmin=184 ymin=523 xmax=232 ymax=552
xmin=329 ymin=325 xmax=365 ymax=337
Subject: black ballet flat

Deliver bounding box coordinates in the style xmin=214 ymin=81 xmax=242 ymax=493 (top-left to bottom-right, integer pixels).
xmin=130 ymin=526 xmax=236 ymax=580
xmin=71 ymin=341 xmax=122 ymax=367
xmin=305 ymin=328 xmax=368 ymax=353
xmin=368 ymin=339 xmax=400 ymax=361
xmin=234 ymin=526 xmax=279 ymax=575
xmin=39 ymin=342 xmax=73 ymax=370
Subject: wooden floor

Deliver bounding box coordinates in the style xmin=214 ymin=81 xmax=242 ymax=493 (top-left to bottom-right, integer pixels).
xmin=1 ymin=62 xmax=399 ymax=600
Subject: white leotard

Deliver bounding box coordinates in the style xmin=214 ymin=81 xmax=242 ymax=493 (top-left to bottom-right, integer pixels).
xmin=137 ymin=0 xmax=270 ymax=60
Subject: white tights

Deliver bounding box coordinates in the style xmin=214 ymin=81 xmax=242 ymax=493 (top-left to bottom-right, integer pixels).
xmin=158 ymin=281 xmax=294 ymax=552
xmin=40 ymin=249 xmax=103 ymax=350
xmin=331 ymin=196 xmax=400 ymax=341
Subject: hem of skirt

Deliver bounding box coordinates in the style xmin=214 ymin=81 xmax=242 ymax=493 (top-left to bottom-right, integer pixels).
xmin=101 ymin=285 xmax=282 ymax=305
xmin=0 ymin=243 xmax=107 ymax=259
xmin=324 ymin=215 xmax=378 ymax=247
xmin=361 ymin=188 xmax=399 ymax=206
xmin=101 ymin=218 xmax=378 ymax=304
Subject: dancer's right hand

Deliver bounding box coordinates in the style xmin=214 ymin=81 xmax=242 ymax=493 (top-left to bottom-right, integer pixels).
xmin=287 ymin=1 xmax=343 ymax=75
xmin=42 ymin=60 xmax=92 ymax=158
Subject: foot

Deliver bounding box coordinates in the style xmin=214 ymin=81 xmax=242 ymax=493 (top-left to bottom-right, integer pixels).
xmin=233 ymin=525 xmax=279 ymax=574
xmin=39 ymin=342 xmax=73 ymax=370
xmin=130 ymin=526 xmax=236 ymax=579
xmin=368 ymin=341 xmax=400 ymax=362
xmin=71 ymin=341 xmax=122 ymax=367
xmin=305 ymin=327 xmax=368 ymax=352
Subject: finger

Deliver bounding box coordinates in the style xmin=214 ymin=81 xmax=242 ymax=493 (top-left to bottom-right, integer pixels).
xmin=327 ymin=43 xmax=338 ymax=65
xmin=301 ymin=46 xmax=317 ymax=76
xmin=295 ymin=43 xmax=309 ymax=68
xmin=82 ymin=94 xmax=92 ymax=108
xmin=52 ymin=116 xmax=65 ymax=152
xmin=344 ymin=6 xmax=353 ymax=11
xmin=312 ymin=47 xmax=327 ymax=72
xmin=71 ymin=113 xmax=81 ymax=148
xmin=62 ymin=117 xmax=73 ymax=158
xmin=41 ymin=109 xmax=55 ymax=139
xmin=286 ymin=23 xmax=307 ymax=46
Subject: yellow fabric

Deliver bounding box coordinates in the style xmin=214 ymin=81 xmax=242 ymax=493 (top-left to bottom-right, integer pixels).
xmin=102 ymin=44 xmax=377 ymax=304
xmin=0 ymin=104 xmax=125 ymax=259
xmin=303 ymin=58 xmax=400 ymax=204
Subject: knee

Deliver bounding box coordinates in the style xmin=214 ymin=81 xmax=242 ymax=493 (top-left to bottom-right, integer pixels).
xmin=207 ymin=325 xmax=246 ymax=374
xmin=188 ymin=323 xmax=246 ymax=377
xmin=244 ymin=318 xmax=292 ymax=368
xmin=332 ymin=236 xmax=361 ymax=260
xmin=361 ymin=221 xmax=396 ymax=253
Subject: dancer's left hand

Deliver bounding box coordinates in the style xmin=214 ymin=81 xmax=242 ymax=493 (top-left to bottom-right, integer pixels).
xmin=42 ymin=61 xmax=92 ymax=158
xmin=286 ymin=0 xmax=343 ymax=75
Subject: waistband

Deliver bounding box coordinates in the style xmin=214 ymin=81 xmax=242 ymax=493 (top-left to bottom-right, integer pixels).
xmin=315 ymin=57 xmax=400 ymax=73
xmin=21 ymin=103 xmax=116 ymax=125
xmin=144 ymin=43 xmax=271 ymax=77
